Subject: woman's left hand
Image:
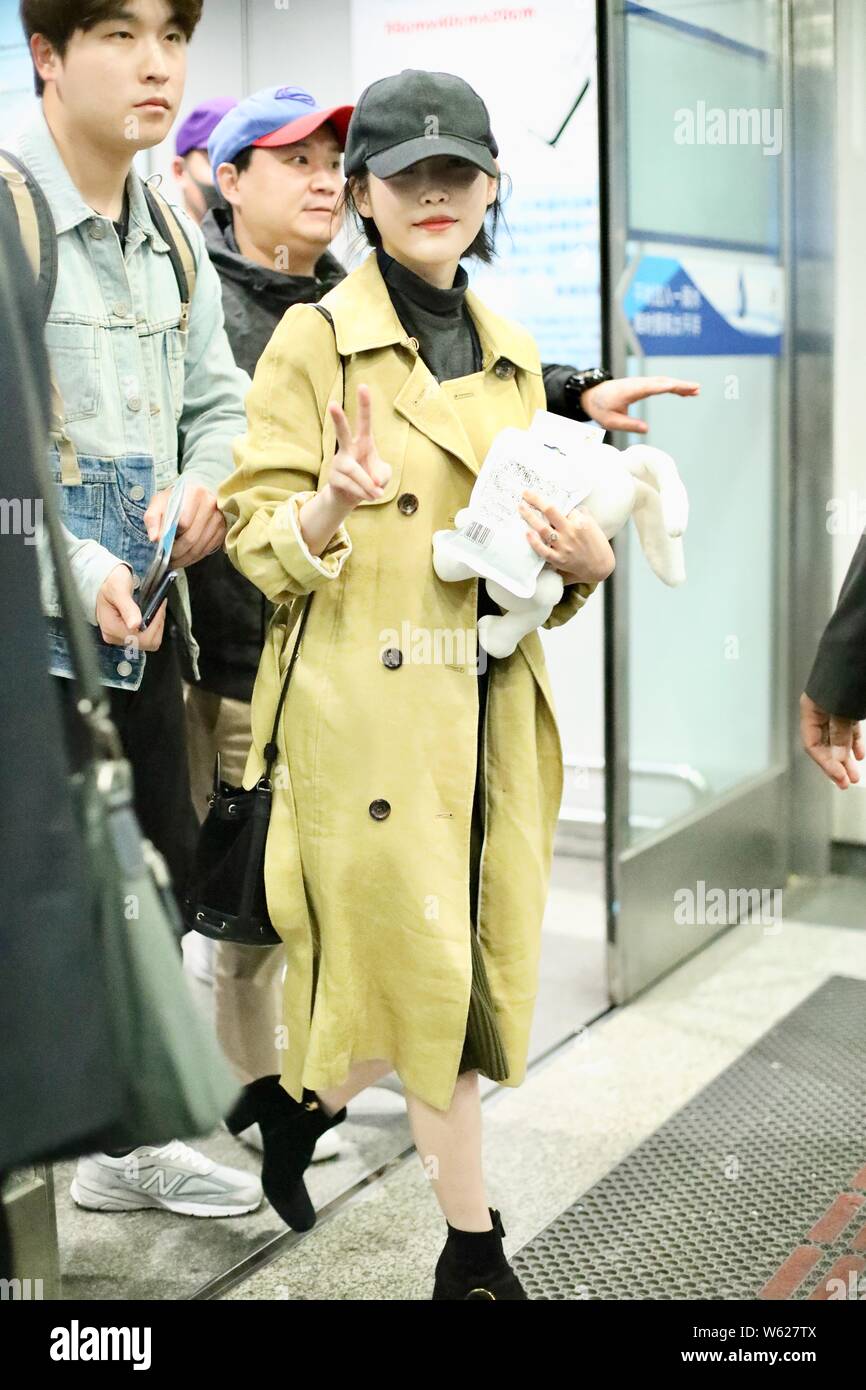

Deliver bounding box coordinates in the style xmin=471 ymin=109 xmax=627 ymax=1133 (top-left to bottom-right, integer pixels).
xmin=580 ymin=375 xmax=700 ymax=434
xmin=519 ymin=490 xmax=615 ymax=585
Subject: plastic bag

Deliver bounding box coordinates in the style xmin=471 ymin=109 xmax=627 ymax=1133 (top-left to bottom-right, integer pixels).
xmin=436 ymin=411 xmax=606 ymax=598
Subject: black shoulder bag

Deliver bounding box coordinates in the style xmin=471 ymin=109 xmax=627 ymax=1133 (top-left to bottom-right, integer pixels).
xmin=184 ymin=304 xmax=344 ymax=946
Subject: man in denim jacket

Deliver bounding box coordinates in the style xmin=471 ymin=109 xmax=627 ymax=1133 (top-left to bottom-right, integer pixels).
xmin=11 ymin=0 xmax=262 ymax=1220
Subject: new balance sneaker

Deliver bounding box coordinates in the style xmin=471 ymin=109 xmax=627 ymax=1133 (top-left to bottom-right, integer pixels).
xmin=70 ymin=1140 xmax=263 ymax=1217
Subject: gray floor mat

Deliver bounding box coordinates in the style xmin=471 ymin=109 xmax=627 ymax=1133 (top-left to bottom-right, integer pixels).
xmin=510 ymin=975 xmax=866 ymax=1300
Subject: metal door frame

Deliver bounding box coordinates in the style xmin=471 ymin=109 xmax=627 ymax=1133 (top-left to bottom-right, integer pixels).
xmin=598 ymin=0 xmax=834 ymax=1003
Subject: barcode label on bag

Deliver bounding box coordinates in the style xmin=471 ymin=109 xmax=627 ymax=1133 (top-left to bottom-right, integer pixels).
xmin=465 ymin=521 xmax=492 ymax=547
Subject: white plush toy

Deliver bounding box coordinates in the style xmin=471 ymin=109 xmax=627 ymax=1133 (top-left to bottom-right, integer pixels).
xmin=432 ymin=413 xmax=689 ymax=659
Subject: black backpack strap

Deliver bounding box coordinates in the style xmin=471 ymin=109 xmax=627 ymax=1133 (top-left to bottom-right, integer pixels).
xmin=0 ymin=149 xmax=58 ymax=325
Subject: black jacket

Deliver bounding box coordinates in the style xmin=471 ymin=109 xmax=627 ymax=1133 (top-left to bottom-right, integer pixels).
xmin=805 ymin=534 xmax=866 ymax=719
xmin=188 ymin=207 xmax=587 ymax=700
xmin=186 ymin=208 xmax=344 ymax=701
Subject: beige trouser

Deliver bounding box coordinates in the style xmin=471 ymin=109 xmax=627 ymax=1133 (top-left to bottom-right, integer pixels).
xmin=184 ymin=681 xmax=285 ymax=1086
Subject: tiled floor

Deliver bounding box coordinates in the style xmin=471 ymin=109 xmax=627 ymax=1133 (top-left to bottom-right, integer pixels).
xmin=220 ymin=912 xmax=866 ymax=1300
xmin=52 ymin=863 xmax=864 ymax=1301
xmin=52 ymin=850 xmax=608 ymax=1300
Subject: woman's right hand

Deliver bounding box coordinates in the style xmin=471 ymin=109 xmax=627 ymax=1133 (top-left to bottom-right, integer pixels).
xmin=326 ymin=384 xmax=392 ymax=513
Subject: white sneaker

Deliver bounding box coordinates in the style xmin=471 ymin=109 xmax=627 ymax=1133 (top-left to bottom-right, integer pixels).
xmin=227 ymin=1120 xmax=263 ymax=1153
xmin=311 ymin=1126 xmax=343 ymax=1162
xmin=181 ymin=932 xmax=217 ymax=986
xmin=70 ymin=1140 xmax=263 ymax=1218
xmin=223 ymin=1120 xmax=344 ymax=1163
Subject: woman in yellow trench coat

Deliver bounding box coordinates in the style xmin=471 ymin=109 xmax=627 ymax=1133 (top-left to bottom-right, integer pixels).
xmin=217 ymin=70 xmax=615 ymax=1298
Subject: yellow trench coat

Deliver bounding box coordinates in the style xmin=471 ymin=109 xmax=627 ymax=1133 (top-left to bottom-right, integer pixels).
xmin=218 ymin=251 xmax=598 ymax=1112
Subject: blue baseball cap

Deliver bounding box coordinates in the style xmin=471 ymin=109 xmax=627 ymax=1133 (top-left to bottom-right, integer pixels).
xmin=208 ymin=85 xmax=354 ymax=177
xmin=175 ymin=98 xmax=238 ymax=157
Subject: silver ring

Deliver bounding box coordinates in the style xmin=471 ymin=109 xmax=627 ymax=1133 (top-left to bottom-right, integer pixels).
xmin=547 ymin=528 xmax=557 ymax=547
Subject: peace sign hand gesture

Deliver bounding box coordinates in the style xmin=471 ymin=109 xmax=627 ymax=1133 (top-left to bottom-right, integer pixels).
xmin=326 ymin=384 xmax=393 ymax=513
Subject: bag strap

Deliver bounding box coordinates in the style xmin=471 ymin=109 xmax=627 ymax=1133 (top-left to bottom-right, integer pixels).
xmin=143 ymin=182 xmax=197 ymax=332
xmin=261 ymin=593 xmax=312 ymax=780
xmin=313 ymin=303 xmax=345 ymax=410
xmin=0 ymin=149 xmax=82 ymax=486
xmin=0 ymin=149 xmax=57 ymax=320
xmin=258 ymin=303 xmax=345 ymax=783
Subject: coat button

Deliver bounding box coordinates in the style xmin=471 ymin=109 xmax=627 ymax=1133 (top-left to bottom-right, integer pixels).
xmin=129 ymin=484 xmax=146 ymax=501
xmin=381 ymin=648 xmax=403 ymax=669
xmin=369 ymin=799 xmax=391 ymax=820
xmin=88 ymin=222 xmax=106 ymax=240
xmin=397 ymin=492 xmax=418 ymax=515
xmin=494 ymin=357 xmax=516 ymax=380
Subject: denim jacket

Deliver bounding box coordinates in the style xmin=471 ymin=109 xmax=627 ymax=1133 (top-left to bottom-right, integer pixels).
xmin=9 ymin=106 xmax=251 ymax=690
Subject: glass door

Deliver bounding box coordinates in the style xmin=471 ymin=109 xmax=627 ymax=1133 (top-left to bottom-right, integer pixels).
xmin=599 ymin=0 xmax=829 ymax=1001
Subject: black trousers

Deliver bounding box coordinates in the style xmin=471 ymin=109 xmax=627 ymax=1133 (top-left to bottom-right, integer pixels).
xmin=53 ymin=620 xmax=199 ymax=923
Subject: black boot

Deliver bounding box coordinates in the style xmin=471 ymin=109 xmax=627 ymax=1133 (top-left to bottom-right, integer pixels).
xmin=431 ymin=1207 xmax=529 ymax=1300
xmin=225 ymin=1075 xmax=346 ymax=1232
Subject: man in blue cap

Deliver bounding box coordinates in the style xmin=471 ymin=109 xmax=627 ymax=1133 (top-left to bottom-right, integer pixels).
xmin=171 ymin=96 xmax=236 ymax=223
xmin=183 ymin=84 xmax=353 ymax=1160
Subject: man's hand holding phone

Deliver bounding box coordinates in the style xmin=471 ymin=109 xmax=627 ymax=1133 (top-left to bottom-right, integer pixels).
xmin=96 ymin=564 xmax=167 ymax=650
xmin=95 ymin=477 xmax=190 ymax=649
xmin=144 ymin=480 xmax=226 ymax=567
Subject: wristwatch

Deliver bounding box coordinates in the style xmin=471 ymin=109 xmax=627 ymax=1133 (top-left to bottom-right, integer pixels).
xmin=563 ymin=367 xmax=613 ymax=422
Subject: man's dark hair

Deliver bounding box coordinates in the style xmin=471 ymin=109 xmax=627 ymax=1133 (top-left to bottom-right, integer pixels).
xmin=20 ymin=1 xmax=203 ymax=96
xmin=230 ymin=146 xmax=254 ymax=175
xmin=227 ymin=125 xmax=343 ymax=179
xmin=339 ymin=169 xmax=506 ymax=265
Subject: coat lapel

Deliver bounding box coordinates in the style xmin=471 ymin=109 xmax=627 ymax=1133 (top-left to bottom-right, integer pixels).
xmin=320 ymin=252 xmax=542 ymax=484
xmin=392 ymin=356 xmax=482 ymax=479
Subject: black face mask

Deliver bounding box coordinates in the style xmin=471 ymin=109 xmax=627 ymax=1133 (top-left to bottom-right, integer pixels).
xmin=189 ymin=174 xmax=226 ymax=214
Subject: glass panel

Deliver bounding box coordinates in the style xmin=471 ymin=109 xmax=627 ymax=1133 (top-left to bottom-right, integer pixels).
xmin=627 ymin=2 xmax=782 ymax=249
xmin=625 ymin=351 xmax=777 ymax=842
xmin=622 ymin=1 xmax=784 ymax=847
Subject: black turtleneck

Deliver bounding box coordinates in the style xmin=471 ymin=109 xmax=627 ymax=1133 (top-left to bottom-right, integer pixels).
xmin=376 ymin=246 xmax=482 ymax=383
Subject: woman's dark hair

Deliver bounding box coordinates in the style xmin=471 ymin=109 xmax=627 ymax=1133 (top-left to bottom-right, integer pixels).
xmin=338 ymin=166 xmax=509 ymax=265
xmin=20 ymin=0 xmax=203 ymax=95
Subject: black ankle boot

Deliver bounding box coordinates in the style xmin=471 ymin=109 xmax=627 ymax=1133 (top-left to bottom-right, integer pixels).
xmin=225 ymin=1075 xmax=346 ymax=1232
xmin=431 ymin=1207 xmax=529 ymax=1300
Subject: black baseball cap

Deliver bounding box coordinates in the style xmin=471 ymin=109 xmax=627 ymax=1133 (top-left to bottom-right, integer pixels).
xmin=343 ymin=69 xmax=498 ymax=179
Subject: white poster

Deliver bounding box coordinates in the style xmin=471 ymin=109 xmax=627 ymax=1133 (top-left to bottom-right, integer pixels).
xmin=349 ymin=0 xmax=601 ymax=367
xmin=0 ymin=2 xmax=36 ymax=132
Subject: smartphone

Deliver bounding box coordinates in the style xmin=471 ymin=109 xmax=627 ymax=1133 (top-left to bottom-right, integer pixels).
xmin=139 ymin=569 xmax=178 ymax=630
xmin=136 ymin=477 xmax=188 ymax=622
